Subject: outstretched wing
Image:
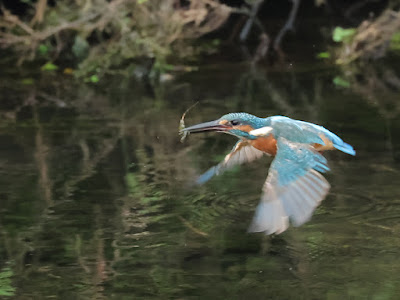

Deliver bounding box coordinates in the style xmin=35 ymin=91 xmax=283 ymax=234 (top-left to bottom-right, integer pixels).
xmin=197 ymin=141 xmax=265 ymax=185
xmin=248 ymin=138 xmax=331 ymax=235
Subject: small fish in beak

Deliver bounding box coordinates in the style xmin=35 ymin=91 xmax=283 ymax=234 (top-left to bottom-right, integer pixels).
xmin=179 ymin=103 xmax=229 ymax=142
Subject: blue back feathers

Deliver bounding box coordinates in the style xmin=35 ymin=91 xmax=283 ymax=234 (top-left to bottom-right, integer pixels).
xmin=267 ymin=116 xmax=356 ymax=156
xmin=219 ymin=113 xmax=355 ymax=156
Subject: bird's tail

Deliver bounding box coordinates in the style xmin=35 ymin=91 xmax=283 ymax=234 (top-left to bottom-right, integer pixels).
xmin=322 ymin=129 xmax=356 ymax=156
xmin=333 ymin=141 xmax=356 ymax=156
xmin=309 ymin=123 xmax=356 ymax=156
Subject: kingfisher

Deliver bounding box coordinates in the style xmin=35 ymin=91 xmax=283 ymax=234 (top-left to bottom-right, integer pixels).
xmin=180 ymin=112 xmax=355 ymax=235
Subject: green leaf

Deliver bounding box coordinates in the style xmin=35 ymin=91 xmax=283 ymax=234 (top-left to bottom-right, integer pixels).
xmin=333 ymin=27 xmax=356 ymax=42
xmin=390 ymin=32 xmax=400 ymax=51
xmin=38 ymin=44 xmax=48 ymax=55
xmin=333 ymin=76 xmax=350 ymax=88
xmin=90 ymin=75 xmax=99 ymax=83
xmin=137 ymin=0 xmax=148 ymax=3
xmin=0 ymin=270 xmax=12 ymax=280
xmin=0 ymin=290 xmax=15 ymax=297
xmin=316 ymin=52 xmax=331 ymax=59
xmin=0 ymin=266 xmax=16 ymax=297
xmin=41 ymin=62 xmax=59 ymax=71
xmin=125 ymin=173 xmax=139 ymax=193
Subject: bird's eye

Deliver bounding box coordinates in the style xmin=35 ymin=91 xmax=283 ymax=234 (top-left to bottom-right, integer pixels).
xmin=230 ymin=120 xmax=240 ymax=126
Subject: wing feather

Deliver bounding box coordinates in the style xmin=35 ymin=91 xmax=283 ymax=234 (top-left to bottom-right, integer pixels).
xmin=248 ymin=138 xmax=331 ymax=234
xmin=197 ymin=141 xmax=264 ymax=185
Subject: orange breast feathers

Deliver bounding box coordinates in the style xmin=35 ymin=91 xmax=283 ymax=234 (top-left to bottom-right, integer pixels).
xmin=250 ymin=133 xmax=334 ymax=155
xmin=249 ymin=135 xmax=277 ymax=156
xmin=228 ymin=123 xmax=277 ymax=155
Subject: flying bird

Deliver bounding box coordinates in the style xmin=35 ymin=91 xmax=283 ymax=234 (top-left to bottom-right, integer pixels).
xmin=180 ymin=112 xmax=355 ymax=235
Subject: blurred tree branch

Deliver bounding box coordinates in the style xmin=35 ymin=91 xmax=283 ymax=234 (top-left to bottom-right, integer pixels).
xmin=336 ymin=9 xmax=400 ymax=64
xmin=273 ymin=0 xmax=301 ymax=55
xmin=30 ymin=0 xmax=48 ymax=25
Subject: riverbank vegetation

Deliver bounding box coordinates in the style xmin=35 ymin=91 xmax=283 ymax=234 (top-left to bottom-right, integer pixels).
xmin=1 ymin=1 xmax=400 ymax=80
xmin=0 ymin=0 xmax=231 ymax=80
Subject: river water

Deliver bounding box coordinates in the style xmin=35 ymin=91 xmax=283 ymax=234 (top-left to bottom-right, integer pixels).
xmin=0 ymin=59 xmax=399 ymax=299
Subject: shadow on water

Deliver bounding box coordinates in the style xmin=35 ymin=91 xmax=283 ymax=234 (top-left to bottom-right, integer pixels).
xmin=0 ymin=60 xmax=400 ymax=299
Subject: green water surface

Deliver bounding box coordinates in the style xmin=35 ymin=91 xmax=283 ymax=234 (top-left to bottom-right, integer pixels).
xmin=0 ymin=61 xmax=399 ymax=299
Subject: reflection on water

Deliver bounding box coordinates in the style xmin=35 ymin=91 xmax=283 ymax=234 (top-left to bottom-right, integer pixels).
xmin=0 ymin=62 xmax=400 ymax=299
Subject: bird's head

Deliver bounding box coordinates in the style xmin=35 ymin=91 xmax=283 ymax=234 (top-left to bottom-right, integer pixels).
xmin=181 ymin=112 xmax=265 ymax=139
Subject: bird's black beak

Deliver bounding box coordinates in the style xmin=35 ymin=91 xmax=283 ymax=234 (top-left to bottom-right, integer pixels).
xmin=180 ymin=119 xmax=229 ymax=134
